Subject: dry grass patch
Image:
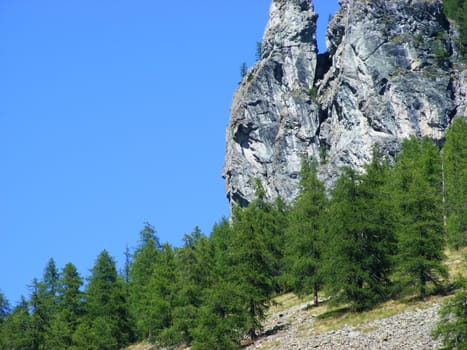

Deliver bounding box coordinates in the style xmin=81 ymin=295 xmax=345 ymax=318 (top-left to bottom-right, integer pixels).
xmin=444 ymin=246 xmax=467 ymax=279
xmin=124 ymin=343 xmax=155 ymax=350
xmin=269 ymin=292 xmax=316 ymax=314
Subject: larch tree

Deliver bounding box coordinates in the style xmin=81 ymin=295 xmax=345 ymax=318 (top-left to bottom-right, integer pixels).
xmin=325 ymin=154 xmax=396 ymax=311
xmin=285 ymin=159 xmax=328 ymax=306
xmin=73 ymin=250 xmax=132 ymax=350
xmin=45 ymin=262 xmax=84 ymax=350
xmin=443 ymin=118 xmax=467 ymax=248
xmin=128 ymin=223 xmax=161 ymax=340
xmin=228 ymin=189 xmax=278 ymax=339
xmin=393 ymin=137 xmax=448 ymax=299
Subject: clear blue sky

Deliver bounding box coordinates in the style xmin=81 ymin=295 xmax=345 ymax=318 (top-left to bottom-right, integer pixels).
xmin=0 ymin=0 xmax=338 ymax=305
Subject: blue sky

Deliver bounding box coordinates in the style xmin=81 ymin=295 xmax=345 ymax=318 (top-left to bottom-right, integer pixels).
xmin=0 ymin=0 xmax=338 ymax=305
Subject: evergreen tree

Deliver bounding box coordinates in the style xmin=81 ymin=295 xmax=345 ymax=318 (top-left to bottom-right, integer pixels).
xmin=1 ymin=297 xmax=33 ymax=350
xmin=128 ymin=223 xmax=161 ymax=340
xmin=0 ymin=291 xmax=10 ymax=349
xmin=443 ymin=118 xmax=467 ymax=248
xmin=240 ymin=62 xmax=248 ymax=78
xmin=209 ymin=218 xmax=234 ymax=275
xmin=0 ymin=291 xmax=9 ymax=324
xmin=229 ymin=193 xmax=277 ymax=339
xmin=187 ymin=218 xmax=250 ymax=348
xmin=43 ymin=258 xmax=60 ymax=299
xmin=433 ymin=277 xmax=467 ymax=349
xmin=443 ymin=0 xmax=467 ymax=55
xmin=29 ymin=278 xmax=49 ymax=350
xmin=73 ymin=250 xmax=132 ymax=350
xmin=326 ymin=158 xmax=396 ymax=311
xmin=45 ymin=262 xmax=84 ymax=350
xmin=285 ymin=159 xmax=328 ymax=305
xmin=256 ymin=41 xmax=262 ymax=60
xmin=393 ymin=137 xmax=448 ymax=299
xmin=191 ymin=280 xmax=246 ymax=350
xmin=163 ymin=227 xmax=213 ymax=346
xmin=144 ymin=243 xmax=177 ymax=342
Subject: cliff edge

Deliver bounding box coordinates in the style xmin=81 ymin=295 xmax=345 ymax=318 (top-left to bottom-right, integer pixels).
xmin=223 ymin=0 xmax=466 ymax=207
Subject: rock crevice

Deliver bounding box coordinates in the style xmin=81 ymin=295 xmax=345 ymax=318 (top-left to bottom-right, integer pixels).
xmin=224 ymin=0 xmax=466 ymax=207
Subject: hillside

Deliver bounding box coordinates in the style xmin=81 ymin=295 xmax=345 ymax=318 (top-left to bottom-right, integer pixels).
xmin=126 ymin=248 xmax=466 ymax=350
xmin=246 ymin=249 xmax=466 ymax=350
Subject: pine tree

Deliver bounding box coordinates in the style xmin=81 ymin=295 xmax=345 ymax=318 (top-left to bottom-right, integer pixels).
xmin=433 ymin=277 xmax=467 ymax=349
xmin=144 ymin=243 xmax=177 ymax=342
xmin=393 ymin=137 xmax=448 ymax=299
xmin=240 ymin=62 xmax=248 ymax=78
xmin=1 ymin=297 xmax=33 ymax=350
xmin=163 ymin=227 xmax=213 ymax=346
xmin=443 ymin=118 xmax=467 ymax=248
xmin=0 ymin=291 xmax=9 ymax=324
xmin=29 ymin=278 xmax=49 ymax=350
xmin=209 ymin=218 xmax=234 ymax=275
xmin=191 ymin=280 xmax=247 ymax=350
xmin=45 ymin=262 xmax=84 ymax=349
xmin=128 ymin=223 xmax=161 ymax=340
xmin=285 ymin=159 xmax=328 ymax=305
xmin=0 ymin=291 xmax=10 ymax=348
xmin=73 ymin=250 xmax=132 ymax=350
xmin=325 ymin=157 xmax=396 ymax=311
xmin=229 ymin=194 xmax=277 ymax=339
xmin=443 ymin=0 xmax=467 ymax=55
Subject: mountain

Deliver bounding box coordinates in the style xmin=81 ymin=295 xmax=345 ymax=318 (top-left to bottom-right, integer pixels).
xmin=223 ymin=0 xmax=467 ymax=208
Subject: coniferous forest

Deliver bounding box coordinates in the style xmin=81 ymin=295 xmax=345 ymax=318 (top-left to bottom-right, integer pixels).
xmin=0 ymin=119 xmax=465 ymax=349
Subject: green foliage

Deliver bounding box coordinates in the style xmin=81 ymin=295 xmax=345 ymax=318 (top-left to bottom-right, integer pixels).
xmin=1 ymin=297 xmax=34 ymax=350
xmin=128 ymin=223 xmax=161 ymax=339
xmin=0 ymin=291 xmax=9 ymax=325
xmin=229 ymin=201 xmax=277 ymax=338
xmin=240 ymin=62 xmax=248 ymax=78
xmin=256 ymin=41 xmax=262 ymax=61
xmin=443 ymin=118 xmax=467 ymax=248
xmin=285 ymin=159 xmax=328 ymax=305
xmin=1 ymin=130 xmax=465 ymax=349
xmin=76 ymin=250 xmax=132 ymax=349
xmin=319 ymin=143 xmax=327 ymax=163
xmin=325 ymin=155 xmax=396 ymax=311
xmin=309 ymin=86 xmax=318 ymax=100
xmin=191 ymin=281 xmax=246 ymax=350
xmin=434 ymin=39 xmax=450 ymax=66
xmin=443 ymin=0 xmax=467 ymax=56
xmin=45 ymin=262 xmax=84 ymax=349
xmin=393 ymin=137 xmax=448 ymax=299
xmin=433 ymin=277 xmax=467 ymax=349
xmin=29 ymin=259 xmax=62 ymax=350
xmin=163 ymin=228 xmax=213 ymax=346
xmin=145 ymin=243 xmax=177 ymax=340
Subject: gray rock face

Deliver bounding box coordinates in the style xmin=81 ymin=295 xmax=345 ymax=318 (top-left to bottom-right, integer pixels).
xmin=223 ymin=0 xmax=465 ymax=207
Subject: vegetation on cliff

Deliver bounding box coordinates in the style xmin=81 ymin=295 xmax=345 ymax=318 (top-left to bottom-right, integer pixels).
xmin=443 ymin=0 xmax=467 ymax=56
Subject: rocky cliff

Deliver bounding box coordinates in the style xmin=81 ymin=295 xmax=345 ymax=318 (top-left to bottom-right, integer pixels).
xmin=223 ymin=0 xmax=467 ymax=208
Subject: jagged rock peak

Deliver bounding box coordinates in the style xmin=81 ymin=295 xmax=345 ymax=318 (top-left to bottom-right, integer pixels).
xmin=224 ymin=0 xmax=464 ymax=209
xmin=223 ymin=0 xmax=319 ymax=208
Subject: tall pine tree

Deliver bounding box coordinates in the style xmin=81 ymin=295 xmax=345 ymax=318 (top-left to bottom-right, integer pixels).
xmin=285 ymin=159 xmax=328 ymax=305
xmin=393 ymin=137 xmax=448 ymax=299
xmin=443 ymin=118 xmax=467 ymax=248
xmin=1 ymin=297 xmax=33 ymax=350
xmin=128 ymin=223 xmax=161 ymax=340
xmin=326 ymin=154 xmax=396 ymax=311
xmin=45 ymin=262 xmax=84 ymax=350
xmin=228 ymin=189 xmax=278 ymax=339
xmin=73 ymin=250 xmax=132 ymax=350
